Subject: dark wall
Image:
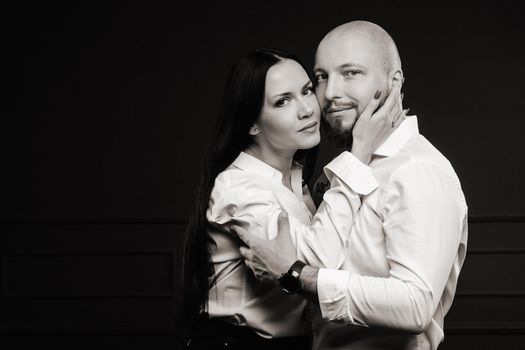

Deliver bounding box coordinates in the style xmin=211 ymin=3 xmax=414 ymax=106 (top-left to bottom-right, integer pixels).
xmin=2 ymin=1 xmax=525 ymax=349
xmin=4 ymin=0 xmax=525 ymax=219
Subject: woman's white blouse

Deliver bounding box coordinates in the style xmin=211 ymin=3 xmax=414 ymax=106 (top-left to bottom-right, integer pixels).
xmin=206 ymin=151 xmax=376 ymax=338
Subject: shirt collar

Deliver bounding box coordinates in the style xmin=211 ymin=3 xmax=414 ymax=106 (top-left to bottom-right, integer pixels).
xmin=373 ymin=115 xmax=419 ymax=157
xmin=232 ymin=151 xmax=302 ymax=183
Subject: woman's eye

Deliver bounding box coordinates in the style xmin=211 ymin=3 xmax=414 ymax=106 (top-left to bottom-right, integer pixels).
xmin=275 ymin=98 xmax=290 ymax=107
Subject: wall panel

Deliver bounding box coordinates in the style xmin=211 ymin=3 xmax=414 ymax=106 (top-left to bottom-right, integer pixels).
xmin=1 ymin=217 xmax=524 ymax=349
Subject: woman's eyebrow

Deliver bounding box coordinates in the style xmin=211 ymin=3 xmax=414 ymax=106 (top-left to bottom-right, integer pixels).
xmin=271 ymin=81 xmax=311 ymax=99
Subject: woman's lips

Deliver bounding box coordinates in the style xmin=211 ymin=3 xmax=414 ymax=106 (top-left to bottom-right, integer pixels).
xmin=298 ymin=121 xmax=318 ymax=132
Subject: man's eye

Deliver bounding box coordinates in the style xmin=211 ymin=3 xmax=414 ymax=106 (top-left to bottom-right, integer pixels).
xmin=303 ymin=87 xmax=314 ymax=95
xmin=275 ymin=97 xmax=290 ymax=107
xmin=343 ymin=69 xmax=361 ymax=77
xmin=315 ymin=74 xmax=327 ymax=83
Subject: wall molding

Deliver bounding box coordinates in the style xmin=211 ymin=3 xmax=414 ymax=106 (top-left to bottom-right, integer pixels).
xmin=1 ymin=215 xmax=523 ymax=339
xmin=455 ymin=291 xmax=525 ymax=298
xmin=0 ymin=218 xmax=188 ymax=225
xmin=1 ymin=325 xmax=524 ymax=336
xmin=1 ymin=215 xmax=524 ymax=225
xmin=445 ymin=323 xmax=525 ymax=334
xmin=467 ymin=249 xmax=525 ymax=255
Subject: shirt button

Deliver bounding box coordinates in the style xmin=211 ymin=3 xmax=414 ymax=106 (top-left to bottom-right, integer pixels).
xmin=341 ymin=225 xmax=348 ymax=232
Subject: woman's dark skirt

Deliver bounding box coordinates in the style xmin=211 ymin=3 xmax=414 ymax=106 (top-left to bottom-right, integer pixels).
xmin=186 ymin=317 xmax=311 ymax=350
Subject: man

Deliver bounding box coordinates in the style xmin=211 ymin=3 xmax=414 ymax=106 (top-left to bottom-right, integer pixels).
xmin=235 ymin=21 xmax=468 ymax=349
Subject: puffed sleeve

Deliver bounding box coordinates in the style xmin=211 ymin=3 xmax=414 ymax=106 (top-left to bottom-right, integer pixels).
xmin=206 ymin=173 xmax=282 ymax=240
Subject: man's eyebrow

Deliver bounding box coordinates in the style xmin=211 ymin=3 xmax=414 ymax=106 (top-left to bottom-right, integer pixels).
xmin=314 ymin=63 xmax=364 ymax=72
xmin=340 ymin=63 xmax=364 ymax=69
xmin=271 ymin=80 xmax=312 ymax=98
xmin=302 ymin=80 xmax=313 ymax=89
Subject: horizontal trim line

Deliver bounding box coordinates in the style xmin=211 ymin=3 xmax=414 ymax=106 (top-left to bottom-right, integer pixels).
xmin=2 ymin=293 xmax=173 ymax=300
xmin=1 ymin=215 xmax=524 ymax=225
xmin=468 ymin=216 xmax=525 ymax=223
xmin=0 ymin=329 xmax=178 ymax=336
xmin=7 ymin=248 xmax=520 ymax=256
xmin=6 ymin=292 xmax=523 ymax=300
xmin=4 ymin=251 xmax=175 ymax=257
xmin=455 ymin=291 xmax=525 ymax=298
xmin=1 ymin=326 xmax=524 ymax=336
xmin=445 ymin=323 xmax=525 ymax=334
xmin=466 ymin=249 xmax=525 ymax=255
xmin=0 ymin=218 xmax=189 ymax=225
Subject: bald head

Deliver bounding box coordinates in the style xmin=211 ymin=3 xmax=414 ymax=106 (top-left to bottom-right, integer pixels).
xmin=318 ymin=21 xmax=401 ymax=74
xmin=313 ymin=21 xmax=404 ymax=145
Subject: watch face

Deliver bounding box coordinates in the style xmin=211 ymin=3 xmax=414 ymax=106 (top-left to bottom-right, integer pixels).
xmin=278 ymin=273 xmax=300 ymax=294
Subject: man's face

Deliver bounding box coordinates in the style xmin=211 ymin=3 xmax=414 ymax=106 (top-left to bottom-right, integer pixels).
xmin=314 ymin=36 xmax=389 ymax=136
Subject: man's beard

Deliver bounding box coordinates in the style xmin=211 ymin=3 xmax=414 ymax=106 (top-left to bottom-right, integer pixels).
xmin=321 ymin=116 xmax=353 ymax=150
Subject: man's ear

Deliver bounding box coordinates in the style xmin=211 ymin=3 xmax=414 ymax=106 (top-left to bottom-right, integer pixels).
xmin=249 ymin=125 xmax=260 ymax=136
xmin=388 ymin=69 xmax=404 ymax=90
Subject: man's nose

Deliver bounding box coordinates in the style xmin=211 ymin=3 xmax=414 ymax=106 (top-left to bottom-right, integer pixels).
xmin=324 ymin=76 xmax=342 ymax=101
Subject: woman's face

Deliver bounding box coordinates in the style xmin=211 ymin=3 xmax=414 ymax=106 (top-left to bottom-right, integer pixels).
xmin=254 ymin=59 xmax=321 ymax=152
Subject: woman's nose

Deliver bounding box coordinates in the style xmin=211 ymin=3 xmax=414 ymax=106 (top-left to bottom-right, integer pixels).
xmin=298 ymin=100 xmax=314 ymax=119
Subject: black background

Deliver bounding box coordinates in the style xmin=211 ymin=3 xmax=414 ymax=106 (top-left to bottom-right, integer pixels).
xmin=4 ymin=0 xmax=525 ymax=219
xmin=2 ymin=1 xmax=525 ymax=349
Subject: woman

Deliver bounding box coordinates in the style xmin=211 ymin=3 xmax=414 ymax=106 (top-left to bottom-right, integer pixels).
xmin=180 ymin=48 xmax=403 ymax=349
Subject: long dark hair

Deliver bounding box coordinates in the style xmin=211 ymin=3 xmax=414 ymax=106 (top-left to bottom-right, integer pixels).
xmin=178 ymin=48 xmax=318 ymax=337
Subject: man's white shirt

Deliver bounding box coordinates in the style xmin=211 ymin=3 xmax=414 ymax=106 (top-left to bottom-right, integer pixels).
xmin=312 ymin=116 xmax=468 ymax=350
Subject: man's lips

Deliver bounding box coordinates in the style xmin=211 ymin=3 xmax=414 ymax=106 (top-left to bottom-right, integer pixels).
xmin=325 ymin=106 xmax=355 ymax=114
xmin=298 ymin=121 xmax=318 ymax=132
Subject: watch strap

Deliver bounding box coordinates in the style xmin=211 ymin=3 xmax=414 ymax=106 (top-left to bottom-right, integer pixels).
xmin=288 ymin=260 xmax=306 ymax=279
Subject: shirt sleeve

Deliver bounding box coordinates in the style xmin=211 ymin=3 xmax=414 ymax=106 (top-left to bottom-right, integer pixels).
xmin=207 ymin=175 xmax=282 ymax=240
xmin=290 ymin=151 xmax=378 ymax=269
xmin=207 ymin=152 xmax=379 ymax=271
xmin=317 ymin=161 xmax=467 ymax=333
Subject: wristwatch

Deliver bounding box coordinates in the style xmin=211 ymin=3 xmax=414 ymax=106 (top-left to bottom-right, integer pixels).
xmin=278 ymin=260 xmax=307 ymax=294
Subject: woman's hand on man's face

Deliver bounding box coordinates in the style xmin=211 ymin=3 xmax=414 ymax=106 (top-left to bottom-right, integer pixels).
xmin=351 ymin=80 xmax=408 ymax=164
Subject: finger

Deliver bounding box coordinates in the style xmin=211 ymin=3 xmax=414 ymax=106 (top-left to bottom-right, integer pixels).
xmin=239 ymin=246 xmax=251 ymax=260
xmin=360 ymin=89 xmax=383 ymax=120
xmin=392 ymin=108 xmax=409 ymax=128
xmin=276 ymin=211 xmax=294 ymax=245
xmin=388 ymin=87 xmax=402 ymax=117
xmin=240 ymin=248 xmax=255 ymax=272
xmin=231 ymin=225 xmax=252 ymax=246
xmin=276 ymin=211 xmax=290 ymax=235
xmin=398 ymin=108 xmax=410 ymax=125
xmin=386 ymin=86 xmax=403 ymax=127
xmin=380 ymin=81 xmax=402 ymax=120
xmin=377 ymin=79 xmax=402 ymax=121
xmin=399 ymin=108 xmax=410 ymax=124
xmin=387 ymin=100 xmax=401 ymax=128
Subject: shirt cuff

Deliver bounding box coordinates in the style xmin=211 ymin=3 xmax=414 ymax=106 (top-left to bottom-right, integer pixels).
xmin=323 ymin=151 xmax=379 ymax=195
xmin=317 ymin=268 xmax=354 ymax=323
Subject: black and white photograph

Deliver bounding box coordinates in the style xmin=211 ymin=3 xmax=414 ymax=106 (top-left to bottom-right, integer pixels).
xmin=2 ymin=1 xmax=524 ymax=349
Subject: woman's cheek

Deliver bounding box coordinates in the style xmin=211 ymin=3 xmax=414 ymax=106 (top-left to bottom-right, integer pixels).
xmin=267 ymin=112 xmax=296 ymax=136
